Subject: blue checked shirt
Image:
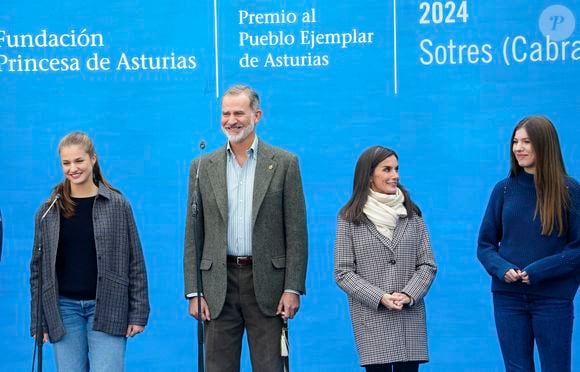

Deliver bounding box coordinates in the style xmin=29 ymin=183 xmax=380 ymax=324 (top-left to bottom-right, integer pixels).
xmin=226 ymin=137 xmax=258 ymax=256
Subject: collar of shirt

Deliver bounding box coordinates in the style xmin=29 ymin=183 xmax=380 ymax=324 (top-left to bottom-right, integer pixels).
xmin=226 ymin=136 xmax=259 ymax=161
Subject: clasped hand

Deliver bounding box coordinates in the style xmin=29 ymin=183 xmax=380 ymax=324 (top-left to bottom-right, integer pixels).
xmin=381 ymin=292 xmax=411 ymax=311
xmin=504 ymin=268 xmax=530 ymax=284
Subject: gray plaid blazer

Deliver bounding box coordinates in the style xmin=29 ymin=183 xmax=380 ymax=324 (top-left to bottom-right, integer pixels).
xmin=334 ymin=214 xmax=437 ymax=366
xmin=30 ymin=185 xmax=150 ymax=342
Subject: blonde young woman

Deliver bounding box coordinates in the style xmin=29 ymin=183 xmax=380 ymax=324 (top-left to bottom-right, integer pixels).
xmin=30 ymin=131 xmax=149 ymax=371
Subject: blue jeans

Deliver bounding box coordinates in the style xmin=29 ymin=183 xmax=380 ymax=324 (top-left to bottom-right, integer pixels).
xmin=493 ymin=291 xmax=574 ymax=372
xmin=53 ymin=297 xmax=126 ymax=372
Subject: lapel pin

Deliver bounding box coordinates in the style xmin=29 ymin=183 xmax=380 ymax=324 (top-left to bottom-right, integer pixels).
xmin=268 ymin=164 xmax=273 ymax=170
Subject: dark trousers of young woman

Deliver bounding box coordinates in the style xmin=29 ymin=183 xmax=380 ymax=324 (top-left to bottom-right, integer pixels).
xmin=493 ymin=291 xmax=574 ymax=372
xmin=364 ymin=362 xmax=419 ymax=372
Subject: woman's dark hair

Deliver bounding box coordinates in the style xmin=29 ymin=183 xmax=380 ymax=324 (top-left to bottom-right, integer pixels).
xmin=49 ymin=131 xmax=119 ymax=218
xmin=509 ymin=115 xmax=569 ymax=236
xmin=340 ymin=146 xmax=420 ymax=224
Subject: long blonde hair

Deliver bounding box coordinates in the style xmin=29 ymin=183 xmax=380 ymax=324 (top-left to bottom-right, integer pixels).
xmin=50 ymin=131 xmax=118 ymax=218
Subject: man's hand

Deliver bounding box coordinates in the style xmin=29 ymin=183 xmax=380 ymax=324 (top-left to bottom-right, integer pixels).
xmin=189 ymin=297 xmax=211 ymax=321
xmin=276 ymin=293 xmax=300 ymax=320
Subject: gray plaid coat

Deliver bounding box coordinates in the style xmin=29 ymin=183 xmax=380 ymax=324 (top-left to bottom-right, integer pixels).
xmin=30 ymin=185 xmax=150 ymax=342
xmin=334 ymin=214 xmax=437 ymax=366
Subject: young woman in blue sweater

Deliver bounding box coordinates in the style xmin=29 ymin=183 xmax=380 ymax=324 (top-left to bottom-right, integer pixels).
xmin=477 ymin=115 xmax=580 ymax=372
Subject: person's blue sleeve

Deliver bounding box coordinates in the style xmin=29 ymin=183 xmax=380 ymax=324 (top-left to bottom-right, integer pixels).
xmin=477 ymin=181 xmax=519 ymax=280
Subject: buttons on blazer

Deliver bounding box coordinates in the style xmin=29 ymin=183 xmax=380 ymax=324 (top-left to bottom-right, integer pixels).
xmin=389 ymin=259 xmax=396 ymax=265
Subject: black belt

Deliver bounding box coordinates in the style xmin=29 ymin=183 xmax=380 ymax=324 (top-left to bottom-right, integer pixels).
xmin=227 ymin=256 xmax=253 ymax=266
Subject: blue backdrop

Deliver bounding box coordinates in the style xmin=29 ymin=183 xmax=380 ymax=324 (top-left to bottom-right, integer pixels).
xmin=1 ymin=1 xmax=579 ymax=370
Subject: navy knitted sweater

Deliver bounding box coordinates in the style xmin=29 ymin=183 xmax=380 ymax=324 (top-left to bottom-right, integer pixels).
xmin=56 ymin=196 xmax=98 ymax=300
xmin=477 ymin=171 xmax=580 ymax=300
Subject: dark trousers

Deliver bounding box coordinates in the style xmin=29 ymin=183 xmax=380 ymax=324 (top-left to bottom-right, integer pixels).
xmin=493 ymin=291 xmax=574 ymax=372
xmin=205 ymin=263 xmax=283 ymax=372
xmin=365 ymin=362 xmax=419 ymax=372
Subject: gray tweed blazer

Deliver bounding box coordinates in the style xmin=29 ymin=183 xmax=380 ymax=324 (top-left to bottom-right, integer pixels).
xmin=335 ymin=213 xmax=437 ymax=366
xmin=184 ymin=141 xmax=308 ymax=318
xmin=30 ymin=185 xmax=150 ymax=342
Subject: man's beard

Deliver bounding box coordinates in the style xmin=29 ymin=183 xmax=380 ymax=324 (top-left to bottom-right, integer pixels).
xmin=222 ymin=121 xmax=255 ymax=143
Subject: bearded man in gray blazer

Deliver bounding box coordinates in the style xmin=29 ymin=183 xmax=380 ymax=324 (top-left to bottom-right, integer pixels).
xmin=184 ymin=84 xmax=308 ymax=372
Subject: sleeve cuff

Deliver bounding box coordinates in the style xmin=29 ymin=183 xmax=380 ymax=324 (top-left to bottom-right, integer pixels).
xmin=401 ymin=292 xmax=415 ymax=307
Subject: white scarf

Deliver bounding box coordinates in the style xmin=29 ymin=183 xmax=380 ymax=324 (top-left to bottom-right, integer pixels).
xmin=363 ymin=188 xmax=407 ymax=239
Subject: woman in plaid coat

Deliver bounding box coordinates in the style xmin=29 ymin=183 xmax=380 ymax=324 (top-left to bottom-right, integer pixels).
xmin=30 ymin=132 xmax=149 ymax=372
xmin=334 ymin=146 xmax=437 ymax=372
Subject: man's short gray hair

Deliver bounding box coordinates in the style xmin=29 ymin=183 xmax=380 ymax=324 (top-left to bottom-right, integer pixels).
xmin=222 ymin=84 xmax=260 ymax=112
